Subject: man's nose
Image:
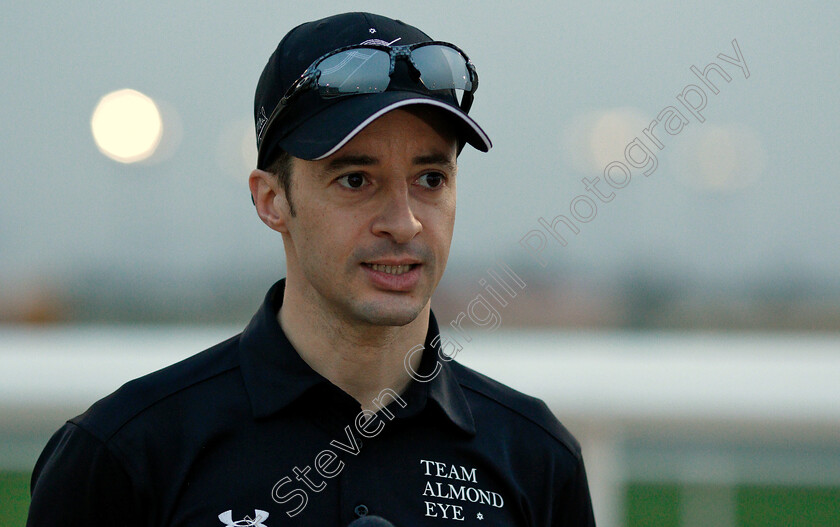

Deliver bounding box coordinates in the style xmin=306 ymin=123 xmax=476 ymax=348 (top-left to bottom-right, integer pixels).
xmin=371 ymin=184 xmax=422 ymax=243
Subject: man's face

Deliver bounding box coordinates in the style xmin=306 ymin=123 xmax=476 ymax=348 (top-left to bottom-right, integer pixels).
xmin=280 ymin=107 xmax=458 ymax=328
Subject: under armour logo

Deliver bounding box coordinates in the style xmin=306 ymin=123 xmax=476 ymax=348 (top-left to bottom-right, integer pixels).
xmin=369 ymin=28 xmax=376 ymax=33
xmin=218 ymin=510 xmax=269 ymax=527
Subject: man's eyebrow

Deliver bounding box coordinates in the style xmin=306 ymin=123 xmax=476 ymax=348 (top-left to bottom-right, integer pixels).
xmin=413 ymin=152 xmax=456 ymax=171
xmin=325 ymin=154 xmax=378 ymax=172
xmin=324 ymin=152 xmax=456 ymax=172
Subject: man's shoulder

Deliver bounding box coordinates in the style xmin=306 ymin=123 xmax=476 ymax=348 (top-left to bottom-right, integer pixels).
xmin=72 ymin=334 xmax=243 ymax=442
xmin=448 ymin=359 xmax=582 ymax=460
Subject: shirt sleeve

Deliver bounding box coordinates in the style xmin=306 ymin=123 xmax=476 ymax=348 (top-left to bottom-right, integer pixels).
xmin=555 ymin=455 xmax=597 ymax=527
xmin=27 ymin=422 xmax=143 ymax=527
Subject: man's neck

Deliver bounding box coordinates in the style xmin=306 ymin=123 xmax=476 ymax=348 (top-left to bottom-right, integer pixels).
xmin=277 ymin=283 xmax=428 ymax=411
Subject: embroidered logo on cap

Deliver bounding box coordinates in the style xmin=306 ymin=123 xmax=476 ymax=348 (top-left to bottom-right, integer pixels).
xmin=256 ymin=107 xmax=269 ymax=147
xmin=359 ymin=37 xmax=401 ymax=47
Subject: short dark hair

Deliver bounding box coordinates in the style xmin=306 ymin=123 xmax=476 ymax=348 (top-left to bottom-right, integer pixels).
xmin=267 ymin=149 xmax=296 ymax=217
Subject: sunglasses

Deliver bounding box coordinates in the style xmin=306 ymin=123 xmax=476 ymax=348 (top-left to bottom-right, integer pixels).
xmin=260 ymin=41 xmax=479 ymax=142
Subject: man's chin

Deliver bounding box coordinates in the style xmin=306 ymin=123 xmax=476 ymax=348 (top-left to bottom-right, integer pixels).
xmin=352 ymin=299 xmax=428 ymax=327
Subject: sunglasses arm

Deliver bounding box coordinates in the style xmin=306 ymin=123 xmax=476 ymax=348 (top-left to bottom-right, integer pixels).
xmin=461 ymin=62 xmax=478 ymax=113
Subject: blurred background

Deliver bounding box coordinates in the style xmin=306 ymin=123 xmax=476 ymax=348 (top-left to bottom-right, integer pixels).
xmin=1 ymin=1 xmax=838 ymax=525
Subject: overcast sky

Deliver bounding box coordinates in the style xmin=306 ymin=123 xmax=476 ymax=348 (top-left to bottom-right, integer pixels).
xmin=2 ymin=1 xmax=838 ymax=300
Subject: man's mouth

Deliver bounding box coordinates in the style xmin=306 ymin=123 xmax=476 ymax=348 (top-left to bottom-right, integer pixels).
xmin=363 ymin=263 xmax=418 ymax=275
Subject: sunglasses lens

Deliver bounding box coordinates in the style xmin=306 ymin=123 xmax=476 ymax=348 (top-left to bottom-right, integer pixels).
xmin=316 ymin=49 xmax=391 ymax=96
xmin=412 ymin=45 xmax=472 ymax=94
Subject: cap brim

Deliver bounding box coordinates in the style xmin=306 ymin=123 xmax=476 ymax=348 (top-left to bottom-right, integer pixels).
xmin=275 ymin=91 xmax=492 ymax=161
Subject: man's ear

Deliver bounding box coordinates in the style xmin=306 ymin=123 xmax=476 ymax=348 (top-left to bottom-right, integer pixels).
xmin=249 ymin=168 xmax=291 ymax=233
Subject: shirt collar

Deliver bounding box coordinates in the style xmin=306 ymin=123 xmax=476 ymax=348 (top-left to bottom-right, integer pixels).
xmin=238 ymin=279 xmax=475 ymax=436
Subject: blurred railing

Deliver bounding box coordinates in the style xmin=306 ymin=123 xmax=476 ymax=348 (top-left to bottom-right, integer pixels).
xmin=2 ymin=327 xmax=839 ymax=526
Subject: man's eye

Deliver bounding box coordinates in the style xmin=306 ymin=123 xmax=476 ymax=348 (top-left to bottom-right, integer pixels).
xmin=418 ymin=172 xmax=445 ymax=189
xmin=337 ymin=173 xmax=367 ymax=189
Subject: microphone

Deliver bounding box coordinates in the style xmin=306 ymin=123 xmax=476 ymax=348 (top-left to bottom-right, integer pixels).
xmin=347 ymin=516 xmax=396 ymax=527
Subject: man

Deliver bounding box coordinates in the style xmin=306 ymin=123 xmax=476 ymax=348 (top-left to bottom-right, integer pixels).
xmin=27 ymin=12 xmax=596 ymax=526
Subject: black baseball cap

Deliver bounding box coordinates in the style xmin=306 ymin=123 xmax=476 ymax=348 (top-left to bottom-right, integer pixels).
xmin=254 ymin=12 xmax=492 ymax=169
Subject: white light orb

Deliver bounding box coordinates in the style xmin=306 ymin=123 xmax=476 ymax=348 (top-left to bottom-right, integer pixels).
xmin=91 ymin=89 xmax=163 ymax=163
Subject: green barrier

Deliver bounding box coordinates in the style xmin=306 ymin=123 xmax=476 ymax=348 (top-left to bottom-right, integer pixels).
xmin=626 ymin=483 xmax=840 ymax=527
xmin=0 ymin=472 xmax=30 ymax=527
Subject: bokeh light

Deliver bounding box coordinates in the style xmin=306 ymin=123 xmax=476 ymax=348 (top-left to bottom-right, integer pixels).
xmin=215 ymin=118 xmax=258 ymax=180
xmin=561 ymin=108 xmax=648 ymax=173
xmin=673 ymin=123 xmax=766 ymax=193
xmin=91 ymin=89 xmax=163 ymax=163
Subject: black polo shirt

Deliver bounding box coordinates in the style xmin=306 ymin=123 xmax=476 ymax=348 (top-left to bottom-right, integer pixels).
xmin=28 ymin=280 xmax=595 ymax=526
